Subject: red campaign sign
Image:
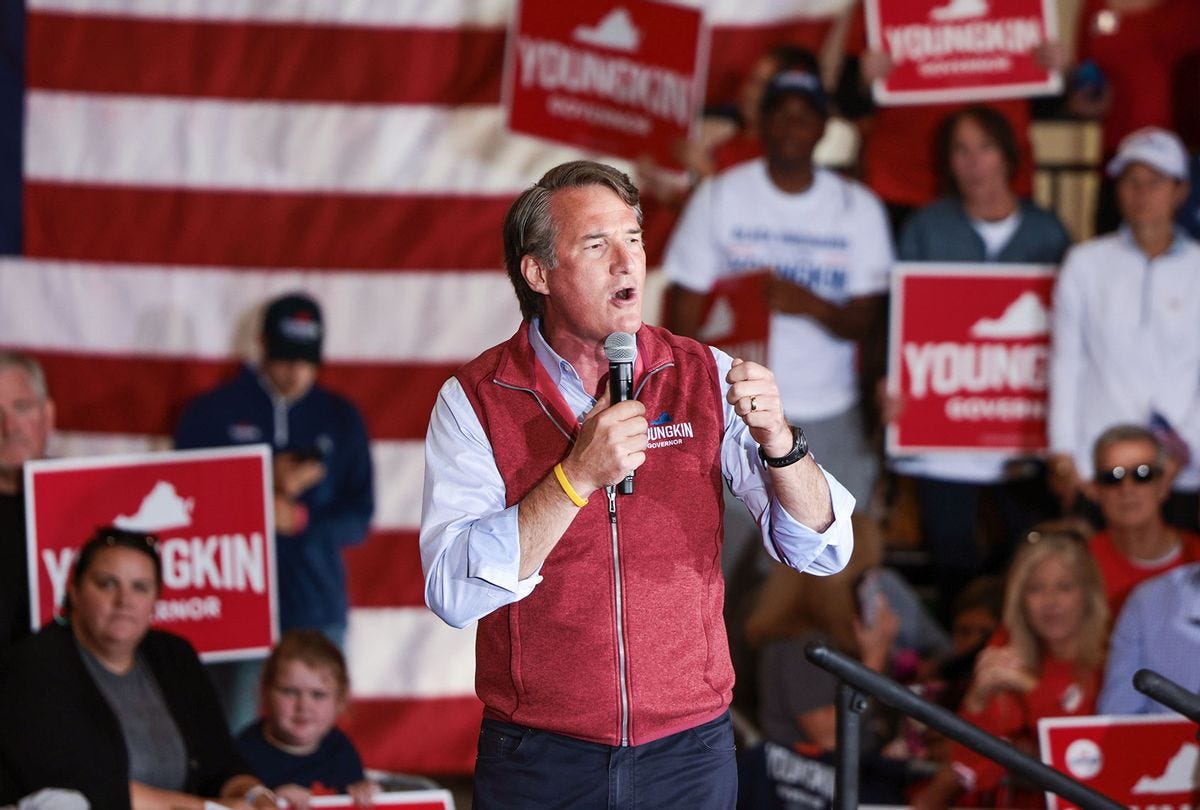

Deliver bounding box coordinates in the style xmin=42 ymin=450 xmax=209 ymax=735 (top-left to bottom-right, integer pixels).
xmin=887 ymin=264 xmax=1055 ymax=454
xmin=310 ymin=791 xmax=454 ymax=809
xmin=1039 ymin=714 xmax=1200 ymax=809
xmin=694 ymin=271 xmax=769 ymax=367
xmin=24 ymin=446 xmax=277 ymax=661
xmin=503 ymin=0 xmax=708 ymax=165
xmin=865 ymin=0 xmax=1061 ymax=105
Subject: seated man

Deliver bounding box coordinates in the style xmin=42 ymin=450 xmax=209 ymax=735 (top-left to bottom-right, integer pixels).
xmin=1098 ymin=561 xmax=1200 ymax=714
xmin=1085 ymin=424 xmax=1200 ymax=616
xmin=0 ymin=352 xmax=55 ymax=651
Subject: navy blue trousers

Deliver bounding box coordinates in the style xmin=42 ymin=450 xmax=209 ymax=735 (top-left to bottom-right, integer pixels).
xmin=473 ymin=711 xmax=737 ymax=809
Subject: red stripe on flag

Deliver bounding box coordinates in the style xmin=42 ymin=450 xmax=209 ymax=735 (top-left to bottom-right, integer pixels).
xmin=25 ymin=184 xmax=680 ymax=269
xmin=346 ymin=695 xmax=484 ymax=775
xmin=34 ymin=350 xmax=454 ymax=441
xmin=24 ymin=183 xmax=513 ymax=270
xmin=27 ymin=12 xmax=503 ymax=105
xmin=346 ymin=530 xmax=424 ymax=608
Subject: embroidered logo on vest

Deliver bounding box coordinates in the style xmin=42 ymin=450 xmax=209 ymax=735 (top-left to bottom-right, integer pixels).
xmin=646 ymin=413 xmax=694 ymax=449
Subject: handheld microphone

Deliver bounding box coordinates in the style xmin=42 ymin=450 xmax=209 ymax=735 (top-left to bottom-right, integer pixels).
xmin=604 ymin=331 xmax=637 ymax=495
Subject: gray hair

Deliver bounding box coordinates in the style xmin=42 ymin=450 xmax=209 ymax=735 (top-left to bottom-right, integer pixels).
xmin=1092 ymin=423 xmax=1167 ymax=471
xmin=0 ymin=352 xmax=49 ymax=401
xmin=502 ymin=160 xmax=643 ymax=322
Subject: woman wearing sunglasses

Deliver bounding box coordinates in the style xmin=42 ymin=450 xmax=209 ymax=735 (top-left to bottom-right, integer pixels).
xmin=0 ymin=527 xmax=276 ymax=810
xmin=914 ymin=532 xmax=1109 ymax=808
xmin=1085 ymin=424 xmax=1200 ymax=617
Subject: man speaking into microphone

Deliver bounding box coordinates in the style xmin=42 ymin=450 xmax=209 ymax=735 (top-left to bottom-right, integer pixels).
xmin=419 ymin=160 xmax=855 ymax=808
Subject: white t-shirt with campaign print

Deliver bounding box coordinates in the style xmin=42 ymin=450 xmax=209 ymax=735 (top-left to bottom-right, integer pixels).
xmin=664 ymin=160 xmax=893 ymax=420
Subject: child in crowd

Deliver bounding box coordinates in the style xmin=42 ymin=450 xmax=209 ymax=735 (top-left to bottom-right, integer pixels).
xmin=237 ymin=630 xmax=377 ymax=808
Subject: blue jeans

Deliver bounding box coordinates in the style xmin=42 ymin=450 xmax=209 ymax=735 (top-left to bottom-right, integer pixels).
xmin=473 ymin=711 xmax=737 ymax=810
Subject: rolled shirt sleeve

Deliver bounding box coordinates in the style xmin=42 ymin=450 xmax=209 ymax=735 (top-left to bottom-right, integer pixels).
xmin=713 ymin=348 xmax=855 ymax=576
xmin=419 ymin=378 xmax=541 ymax=628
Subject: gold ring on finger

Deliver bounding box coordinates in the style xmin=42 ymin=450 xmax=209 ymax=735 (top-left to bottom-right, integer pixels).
xmin=750 ymin=396 xmax=758 ymax=412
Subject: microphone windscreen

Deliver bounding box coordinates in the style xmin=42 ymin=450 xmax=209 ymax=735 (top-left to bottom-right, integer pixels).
xmin=604 ymin=331 xmax=637 ymax=364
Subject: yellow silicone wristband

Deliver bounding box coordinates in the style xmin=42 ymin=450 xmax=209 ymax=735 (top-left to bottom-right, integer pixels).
xmin=553 ymin=463 xmax=588 ymax=508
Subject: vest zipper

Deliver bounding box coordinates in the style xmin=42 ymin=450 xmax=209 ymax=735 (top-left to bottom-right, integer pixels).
xmin=492 ymin=381 xmax=573 ymax=440
xmin=608 ymin=484 xmax=631 ymax=746
xmin=497 ymin=361 xmax=675 ymax=747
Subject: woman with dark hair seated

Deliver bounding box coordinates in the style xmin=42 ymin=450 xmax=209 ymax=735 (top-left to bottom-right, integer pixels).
xmin=0 ymin=527 xmax=277 ymax=810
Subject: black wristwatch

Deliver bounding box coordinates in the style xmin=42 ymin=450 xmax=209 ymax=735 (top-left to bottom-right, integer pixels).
xmin=758 ymin=425 xmax=808 ymax=468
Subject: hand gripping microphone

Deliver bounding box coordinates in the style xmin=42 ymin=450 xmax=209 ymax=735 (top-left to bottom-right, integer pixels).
xmin=604 ymin=331 xmax=637 ymax=495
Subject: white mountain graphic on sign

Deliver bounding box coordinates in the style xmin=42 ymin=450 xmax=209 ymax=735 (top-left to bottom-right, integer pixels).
xmin=573 ymin=8 xmax=641 ymax=53
xmin=113 ymin=480 xmax=194 ymax=532
xmin=931 ymin=0 xmax=989 ymax=21
xmin=1132 ymin=742 xmax=1199 ymax=793
xmin=969 ymin=291 xmax=1049 ymax=338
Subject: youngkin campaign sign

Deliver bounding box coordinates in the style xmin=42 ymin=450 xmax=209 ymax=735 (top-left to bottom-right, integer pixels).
xmin=25 ymin=445 xmax=277 ymax=661
xmin=504 ymin=0 xmax=708 ymax=165
xmin=2 ymin=0 xmax=854 ymax=777
xmin=865 ymin=0 xmax=1060 ymax=105
xmin=309 ymin=791 xmax=454 ymax=809
xmin=887 ymin=264 xmax=1055 ymax=454
xmin=1039 ymin=714 xmax=1200 ymax=810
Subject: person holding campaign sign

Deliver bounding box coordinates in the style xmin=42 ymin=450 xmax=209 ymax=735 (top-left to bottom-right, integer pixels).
xmin=662 ymin=68 xmax=893 ymax=514
xmin=420 ymin=159 xmax=855 ymax=807
xmin=1048 ymin=126 xmax=1200 ymax=533
xmin=0 ymin=527 xmax=277 ymax=810
xmin=175 ymin=292 xmax=375 ymax=732
xmin=890 ymin=106 xmax=1070 ymax=611
xmin=236 ymin=630 xmax=377 ymax=807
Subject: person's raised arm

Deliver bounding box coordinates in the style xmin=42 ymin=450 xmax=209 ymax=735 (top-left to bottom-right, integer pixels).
xmin=725 ymin=358 xmax=832 ymax=530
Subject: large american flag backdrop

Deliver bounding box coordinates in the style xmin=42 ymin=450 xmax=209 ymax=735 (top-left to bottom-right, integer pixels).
xmin=0 ymin=0 xmax=851 ymax=775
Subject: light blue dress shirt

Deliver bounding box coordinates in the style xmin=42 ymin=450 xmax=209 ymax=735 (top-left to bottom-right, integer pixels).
xmin=1098 ymin=562 xmax=1200 ymax=714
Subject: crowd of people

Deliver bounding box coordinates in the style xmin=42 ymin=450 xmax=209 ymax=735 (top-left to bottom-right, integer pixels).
xmin=2 ymin=1 xmax=1200 ymax=807
xmin=654 ymin=3 xmax=1200 ymax=804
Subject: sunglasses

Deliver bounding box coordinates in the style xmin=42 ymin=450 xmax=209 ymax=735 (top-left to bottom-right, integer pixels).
xmin=1095 ymin=463 xmax=1161 ymax=487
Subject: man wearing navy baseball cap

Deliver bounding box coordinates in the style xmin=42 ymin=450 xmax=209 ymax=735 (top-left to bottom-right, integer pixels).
xmin=175 ymin=291 xmax=375 ymax=731
xmin=663 ymin=66 xmax=893 ymax=518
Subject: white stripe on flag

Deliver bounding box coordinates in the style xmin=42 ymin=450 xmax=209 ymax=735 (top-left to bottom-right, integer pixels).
xmin=26 ymin=92 xmax=619 ymax=195
xmin=0 ymin=259 xmax=519 ymax=362
xmin=28 ymin=0 xmax=513 ymax=27
xmin=27 ymin=0 xmax=852 ymax=26
xmin=347 ymin=607 xmax=476 ymax=698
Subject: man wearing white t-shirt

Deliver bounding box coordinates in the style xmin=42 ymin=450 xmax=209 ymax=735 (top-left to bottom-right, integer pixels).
xmin=663 ymin=69 xmax=893 ymax=510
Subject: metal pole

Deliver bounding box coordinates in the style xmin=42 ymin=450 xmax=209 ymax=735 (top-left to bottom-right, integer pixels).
xmin=834 ymin=682 xmax=868 ymax=810
xmin=1133 ymin=668 xmax=1200 ymax=725
xmin=806 ymin=642 xmax=1124 ymax=810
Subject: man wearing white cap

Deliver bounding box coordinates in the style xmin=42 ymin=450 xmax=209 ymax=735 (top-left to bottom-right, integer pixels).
xmin=1048 ymin=127 xmax=1200 ymax=531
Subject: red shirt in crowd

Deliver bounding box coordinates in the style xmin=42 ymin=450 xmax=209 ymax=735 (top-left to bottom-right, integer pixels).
xmin=1078 ymin=0 xmax=1200 ymax=152
xmin=953 ymin=657 xmax=1100 ymax=807
xmin=1088 ymin=529 xmax=1200 ymax=619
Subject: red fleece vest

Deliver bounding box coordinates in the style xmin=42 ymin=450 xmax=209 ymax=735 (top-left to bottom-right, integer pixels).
xmin=455 ymin=324 xmax=732 ymax=746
